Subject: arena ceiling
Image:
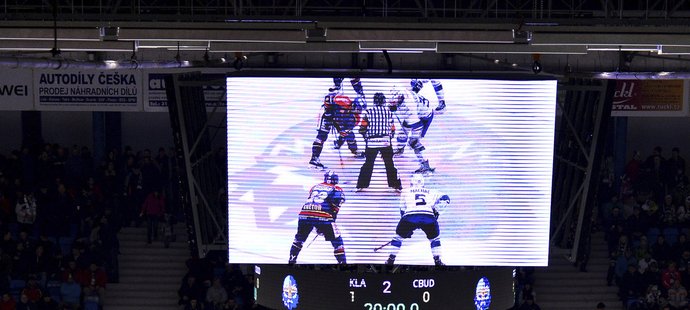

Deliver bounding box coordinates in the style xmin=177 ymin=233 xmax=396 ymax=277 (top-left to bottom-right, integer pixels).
xmin=2 ymin=1 xmax=690 ymax=76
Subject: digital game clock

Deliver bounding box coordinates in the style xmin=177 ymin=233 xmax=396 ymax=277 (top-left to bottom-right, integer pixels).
xmin=254 ymin=265 xmax=515 ymax=310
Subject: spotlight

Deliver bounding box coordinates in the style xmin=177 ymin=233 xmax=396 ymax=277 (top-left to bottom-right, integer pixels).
xmin=233 ymin=52 xmax=247 ymax=70
xmin=532 ymin=61 xmax=542 ymax=74
xmin=531 ymin=53 xmax=542 ymax=74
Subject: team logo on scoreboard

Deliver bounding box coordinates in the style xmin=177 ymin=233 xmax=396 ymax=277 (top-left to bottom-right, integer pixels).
xmin=282 ymin=275 xmax=299 ymax=310
xmin=474 ymin=276 xmax=491 ymax=310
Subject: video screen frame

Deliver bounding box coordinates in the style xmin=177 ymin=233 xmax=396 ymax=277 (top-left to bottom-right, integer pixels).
xmin=227 ymin=71 xmax=556 ymax=266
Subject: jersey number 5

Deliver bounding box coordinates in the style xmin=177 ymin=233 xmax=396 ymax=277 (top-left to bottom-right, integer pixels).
xmin=415 ymin=194 xmax=427 ymax=206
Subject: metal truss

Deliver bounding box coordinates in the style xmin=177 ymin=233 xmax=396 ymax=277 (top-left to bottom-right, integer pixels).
xmin=550 ymin=78 xmax=613 ymax=262
xmin=4 ymin=1 xmax=690 ymax=22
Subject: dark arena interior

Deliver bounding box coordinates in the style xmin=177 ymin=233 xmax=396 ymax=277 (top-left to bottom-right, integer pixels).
xmin=1 ymin=1 xmax=690 ymax=309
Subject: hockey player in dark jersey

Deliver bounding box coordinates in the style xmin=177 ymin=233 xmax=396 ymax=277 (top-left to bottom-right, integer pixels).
xmin=309 ymin=78 xmax=367 ymax=170
xmin=384 ymin=173 xmax=450 ymax=266
xmin=288 ymin=170 xmax=348 ymax=264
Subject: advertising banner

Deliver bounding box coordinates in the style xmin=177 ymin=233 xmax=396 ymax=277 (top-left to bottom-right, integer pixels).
xmin=144 ymin=70 xmax=226 ymax=112
xmin=611 ymin=79 xmax=688 ymax=117
xmin=0 ymin=69 xmax=34 ymax=111
xmin=34 ymin=69 xmax=143 ymax=111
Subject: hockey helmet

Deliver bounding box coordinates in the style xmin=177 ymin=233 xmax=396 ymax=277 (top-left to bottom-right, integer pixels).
xmin=410 ymin=173 xmax=425 ymax=187
xmin=410 ymin=79 xmax=423 ymax=93
xmin=373 ymin=92 xmax=386 ymax=106
xmin=324 ymin=170 xmax=339 ymax=184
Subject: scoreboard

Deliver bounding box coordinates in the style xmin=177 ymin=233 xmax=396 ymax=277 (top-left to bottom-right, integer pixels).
xmin=254 ymin=265 xmax=515 ymax=310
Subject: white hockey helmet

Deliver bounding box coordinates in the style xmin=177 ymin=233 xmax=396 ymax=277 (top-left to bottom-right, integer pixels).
xmin=410 ymin=173 xmax=425 ymax=187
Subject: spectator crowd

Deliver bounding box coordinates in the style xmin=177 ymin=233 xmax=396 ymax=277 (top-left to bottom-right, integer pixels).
xmin=599 ymin=146 xmax=690 ymax=310
xmin=0 ymin=142 xmax=190 ymax=309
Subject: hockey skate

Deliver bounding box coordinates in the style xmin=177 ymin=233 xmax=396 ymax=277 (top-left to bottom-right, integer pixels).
xmin=309 ymin=157 xmax=327 ymax=170
xmin=435 ymin=100 xmax=446 ymax=114
xmin=333 ymin=139 xmax=343 ymax=150
xmin=414 ymin=160 xmax=435 ymax=175
xmin=385 ymin=255 xmax=396 ymax=266
xmin=288 ymin=255 xmax=297 ymax=265
xmin=353 ymin=151 xmax=365 ymax=158
xmin=433 ymin=256 xmax=445 ymax=266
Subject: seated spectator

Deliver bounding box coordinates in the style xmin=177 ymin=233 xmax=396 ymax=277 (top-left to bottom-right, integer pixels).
xmin=185 ymin=298 xmax=204 ymax=310
xmin=20 ymin=275 xmax=42 ymax=304
xmin=642 ymin=260 xmax=663 ymax=290
xmin=679 ymin=250 xmax=690 ymax=273
xmin=59 ymin=273 xmax=81 ymax=309
xmin=0 ymin=293 xmax=15 ymax=310
xmin=652 ymin=235 xmax=673 ymax=264
xmin=667 ymin=279 xmax=688 ymax=309
xmin=206 ymin=277 xmax=228 ymax=310
xmin=677 ymin=199 xmax=690 ymax=227
xmin=520 ymin=282 xmax=536 ymax=304
xmin=626 ymin=206 xmax=649 ymax=241
xmin=615 ymin=249 xmax=638 ymax=285
xmin=662 ymin=262 xmax=682 ymax=290
xmin=634 ymin=236 xmax=651 ymax=261
xmin=77 ymin=262 xmax=107 ymax=306
xmin=16 ymin=293 xmax=33 ymax=310
xmin=660 ymin=194 xmax=678 ymax=229
xmin=674 ymin=234 xmax=690 ymax=260
xmin=179 ymin=275 xmax=205 ymax=307
xmin=639 ymin=254 xmax=657 ymax=274
xmin=643 ymin=284 xmax=665 ymax=310
xmin=619 ymin=263 xmax=643 ymax=304
xmin=37 ymin=295 xmax=59 ymax=310
xmin=517 ymin=295 xmax=541 ymax=310
xmin=60 ymin=260 xmax=80 ymax=283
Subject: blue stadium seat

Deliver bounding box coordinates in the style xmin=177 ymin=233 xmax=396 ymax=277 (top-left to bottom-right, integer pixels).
xmin=664 ymin=227 xmax=680 ymax=245
xmin=59 ymin=238 xmax=74 ymax=256
xmin=46 ymin=281 xmax=61 ymax=303
xmin=7 ymin=223 xmax=19 ymax=240
xmin=647 ymin=227 xmax=661 ymax=244
xmin=9 ymin=279 xmax=25 ymax=301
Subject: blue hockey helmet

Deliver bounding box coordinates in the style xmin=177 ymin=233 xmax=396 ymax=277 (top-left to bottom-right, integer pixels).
xmin=410 ymin=79 xmax=423 ymax=93
xmin=324 ymin=170 xmax=339 ymax=184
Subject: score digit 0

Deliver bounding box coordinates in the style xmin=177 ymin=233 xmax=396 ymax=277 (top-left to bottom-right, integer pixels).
xmin=422 ymin=291 xmax=430 ymax=303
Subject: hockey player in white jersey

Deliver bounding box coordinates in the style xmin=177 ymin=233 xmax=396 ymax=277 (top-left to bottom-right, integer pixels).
xmin=410 ymin=79 xmax=446 ymax=113
xmin=388 ymin=81 xmax=437 ymax=174
xmin=384 ymin=173 xmax=450 ymax=266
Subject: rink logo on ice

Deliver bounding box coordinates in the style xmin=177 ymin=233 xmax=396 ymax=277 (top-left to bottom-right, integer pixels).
xmin=282 ymin=275 xmax=299 ymax=310
xmin=474 ymin=277 xmax=491 ymax=310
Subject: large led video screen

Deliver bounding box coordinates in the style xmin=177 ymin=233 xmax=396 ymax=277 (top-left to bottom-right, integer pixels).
xmin=227 ymin=76 xmax=555 ymax=266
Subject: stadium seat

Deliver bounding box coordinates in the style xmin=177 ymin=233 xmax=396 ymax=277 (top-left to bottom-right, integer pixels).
xmin=9 ymin=279 xmax=24 ymax=301
xmin=664 ymin=227 xmax=680 ymax=245
xmin=647 ymin=227 xmax=661 ymax=244
xmin=59 ymin=238 xmax=74 ymax=256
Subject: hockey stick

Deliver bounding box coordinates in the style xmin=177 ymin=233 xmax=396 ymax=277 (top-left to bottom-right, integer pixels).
xmin=305 ymin=233 xmax=320 ymax=248
xmin=332 ymin=126 xmax=345 ymax=170
xmin=373 ymin=240 xmax=392 ymax=252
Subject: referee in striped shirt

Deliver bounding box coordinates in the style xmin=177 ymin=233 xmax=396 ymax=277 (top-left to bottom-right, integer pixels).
xmin=356 ymin=92 xmax=402 ymax=192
